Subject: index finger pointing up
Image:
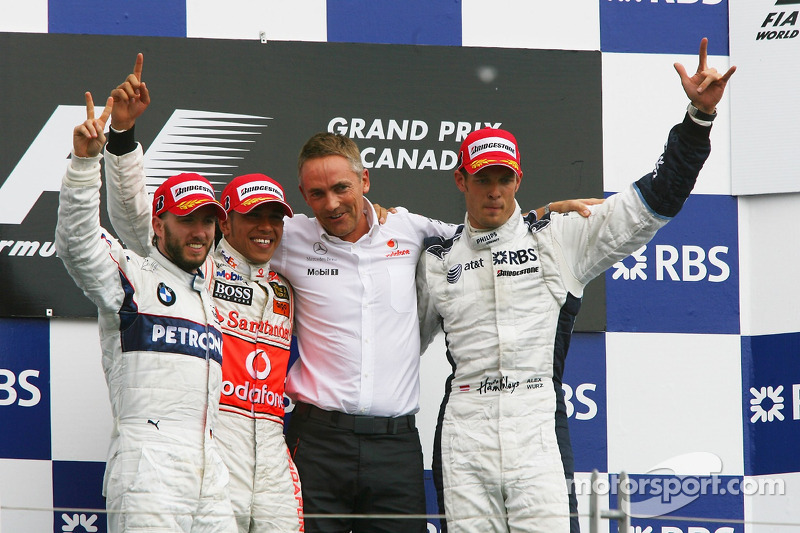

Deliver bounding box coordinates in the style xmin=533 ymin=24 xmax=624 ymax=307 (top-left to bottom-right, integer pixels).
xmin=133 ymin=53 xmax=144 ymax=81
xmin=84 ymin=91 xmax=95 ymax=120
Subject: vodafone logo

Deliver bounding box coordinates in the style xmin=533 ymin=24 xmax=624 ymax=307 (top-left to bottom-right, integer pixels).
xmin=246 ymin=349 xmax=271 ymax=380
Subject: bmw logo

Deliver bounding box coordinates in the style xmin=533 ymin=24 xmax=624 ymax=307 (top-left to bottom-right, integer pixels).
xmin=157 ymin=282 xmax=176 ymax=306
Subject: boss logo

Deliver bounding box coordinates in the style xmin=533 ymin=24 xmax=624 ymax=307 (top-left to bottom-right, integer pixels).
xmin=213 ymin=280 xmax=254 ymax=305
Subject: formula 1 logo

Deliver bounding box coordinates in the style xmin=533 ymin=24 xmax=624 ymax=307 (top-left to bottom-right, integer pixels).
xmin=0 ymin=107 xmax=271 ymax=225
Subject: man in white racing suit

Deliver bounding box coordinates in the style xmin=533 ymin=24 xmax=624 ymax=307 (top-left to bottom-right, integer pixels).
xmin=56 ymin=93 xmax=236 ymax=533
xmin=416 ymin=39 xmax=735 ymax=533
xmin=102 ymin=54 xmax=304 ymax=532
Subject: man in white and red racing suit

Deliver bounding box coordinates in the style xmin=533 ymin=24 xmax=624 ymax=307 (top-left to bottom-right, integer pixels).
xmin=104 ymin=133 xmax=304 ymax=532
xmin=416 ymin=41 xmax=735 ymax=533
xmin=57 ymin=95 xmax=236 ymax=532
xmin=102 ymin=54 xmax=304 ymax=533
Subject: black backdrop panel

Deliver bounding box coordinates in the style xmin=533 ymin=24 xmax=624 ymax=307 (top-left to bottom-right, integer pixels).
xmin=0 ymin=34 xmax=604 ymax=329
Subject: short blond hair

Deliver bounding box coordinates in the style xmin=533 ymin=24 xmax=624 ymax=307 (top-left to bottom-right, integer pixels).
xmin=297 ymin=132 xmax=364 ymax=182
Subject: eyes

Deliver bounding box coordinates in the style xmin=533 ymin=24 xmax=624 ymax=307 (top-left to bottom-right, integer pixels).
xmin=244 ymin=212 xmax=284 ymax=223
xmin=308 ymin=183 xmax=351 ymax=199
xmin=178 ymin=215 xmax=216 ymax=225
xmin=475 ymin=176 xmax=516 ymax=186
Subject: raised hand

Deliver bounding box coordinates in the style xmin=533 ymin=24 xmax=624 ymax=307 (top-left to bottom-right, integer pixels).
xmin=110 ymin=53 xmax=150 ymax=131
xmin=73 ymin=92 xmax=113 ymax=158
xmin=674 ymin=38 xmax=736 ymax=115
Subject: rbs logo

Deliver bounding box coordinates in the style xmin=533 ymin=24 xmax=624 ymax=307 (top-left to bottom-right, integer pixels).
xmin=612 ymin=244 xmax=730 ymax=283
xmin=563 ymin=383 xmax=598 ymax=420
xmin=0 ymin=369 xmax=42 ymax=407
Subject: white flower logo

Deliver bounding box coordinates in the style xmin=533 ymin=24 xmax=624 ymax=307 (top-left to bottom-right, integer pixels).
xmin=750 ymin=386 xmax=785 ymax=423
xmin=612 ymin=245 xmax=648 ymax=280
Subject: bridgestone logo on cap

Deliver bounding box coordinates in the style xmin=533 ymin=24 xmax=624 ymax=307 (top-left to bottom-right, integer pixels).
xmin=469 ymin=137 xmax=516 ymax=158
xmin=238 ymin=183 xmax=284 ymax=200
xmin=171 ymin=181 xmax=215 ymax=200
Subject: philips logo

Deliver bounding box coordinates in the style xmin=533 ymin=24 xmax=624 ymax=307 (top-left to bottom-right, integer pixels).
xmin=0 ymin=369 xmax=42 ymax=407
xmin=214 ymin=280 xmax=254 ymax=305
xmin=475 ymin=231 xmax=498 ymax=245
xmin=612 ymin=244 xmax=730 ymax=283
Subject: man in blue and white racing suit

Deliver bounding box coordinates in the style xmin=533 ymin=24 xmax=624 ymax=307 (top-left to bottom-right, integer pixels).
xmin=56 ymin=93 xmax=236 ymax=533
xmin=416 ymin=39 xmax=735 ymax=533
xmin=102 ymin=54 xmax=305 ymax=532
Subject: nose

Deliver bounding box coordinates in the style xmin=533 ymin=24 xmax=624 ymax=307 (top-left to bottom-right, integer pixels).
xmin=324 ymin=192 xmax=340 ymax=212
xmin=190 ymin=219 xmax=214 ymax=239
xmin=255 ymin=216 xmax=276 ymax=233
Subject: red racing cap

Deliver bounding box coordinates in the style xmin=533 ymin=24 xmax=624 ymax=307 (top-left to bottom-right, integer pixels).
xmin=221 ymin=173 xmax=294 ymax=218
xmin=152 ymin=173 xmax=227 ymax=221
xmin=457 ymin=127 xmax=522 ymax=176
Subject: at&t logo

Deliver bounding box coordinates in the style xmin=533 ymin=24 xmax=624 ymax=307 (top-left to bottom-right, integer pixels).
xmin=612 ymin=244 xmax=730 ymax=282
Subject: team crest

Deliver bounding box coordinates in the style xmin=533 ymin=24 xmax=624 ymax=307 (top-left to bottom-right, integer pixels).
xmin=269 ymin=281 xmax=289 ymax=300
xmin=157 ymin=282 xmax=176 ymax=306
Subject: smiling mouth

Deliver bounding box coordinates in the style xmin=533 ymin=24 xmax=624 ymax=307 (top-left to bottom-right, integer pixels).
xmin=252 ymin=238 xmax=272 ymax=246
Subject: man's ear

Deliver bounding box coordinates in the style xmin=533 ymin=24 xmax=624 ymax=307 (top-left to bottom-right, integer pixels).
xmin=219 ymin=213 xmax=232 ymax=237
xmin=152 ymin=215 xmax=164 ymax=239
xmin=361 ymin=169 xmax=371 ymax=195
xmin=454 ymin=169 xmax=467 ymax=193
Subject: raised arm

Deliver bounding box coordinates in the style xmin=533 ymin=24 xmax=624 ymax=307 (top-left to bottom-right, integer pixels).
xmin=104 ymin=53 xmax=155 ymax=256
xmin=553 ymin=39 xmax=735 ymax=288
xmin=56 ymin=93 xmax=127 ymax=312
